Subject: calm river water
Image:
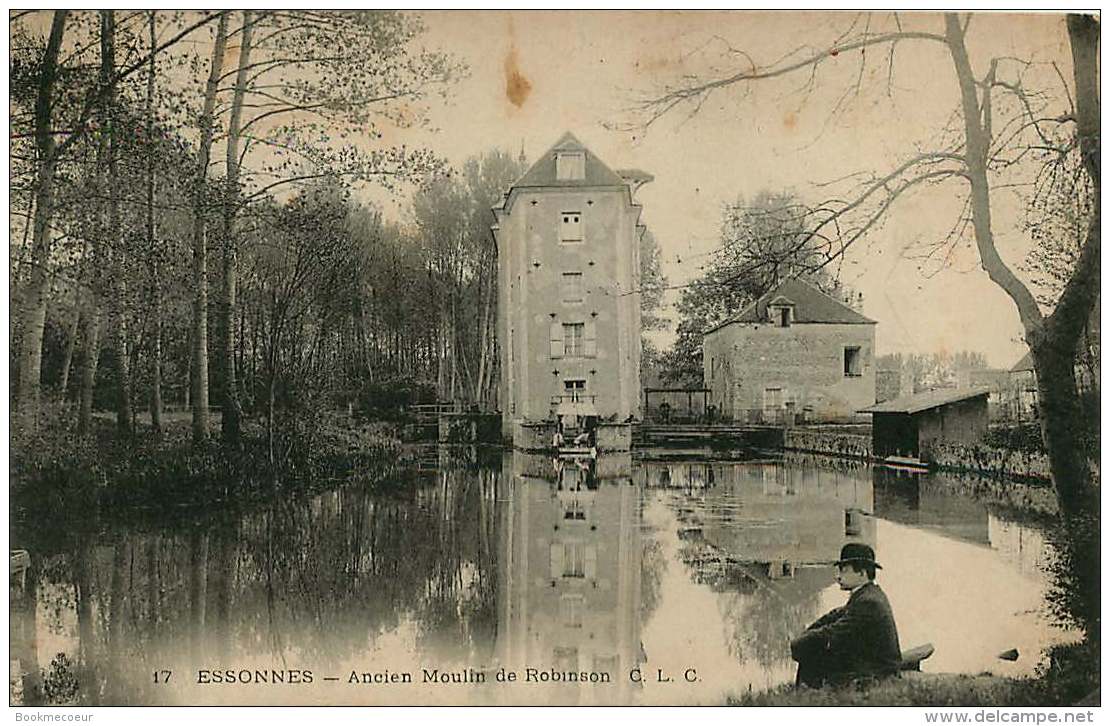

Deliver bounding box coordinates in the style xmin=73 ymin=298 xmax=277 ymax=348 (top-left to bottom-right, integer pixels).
xmin=9 ymin=449 xmax=1075 ymax=706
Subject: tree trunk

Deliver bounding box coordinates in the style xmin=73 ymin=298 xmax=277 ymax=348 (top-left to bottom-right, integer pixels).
xmin=1032 ymin=343 xmax=1094 ymax=513
xmin=944 ymin=14 xmax=1100 ymax=518
xmin=58 ymin=305 xmax=81 ymax=397
xmin=77 ymin=310 xmax=101 ymax=436
xmin=267 ymin=363 xmax=277 ymax=467
xmin=13 ymin=195 xmax=33 ymax=286
xmin=1028 ymin=14 xmax=1101 ymax=519
xmin=16 ymin=11 xmax=67 ymax=431
xmin=101 ymin=10 xmax=135 ymax=437
xmin=146 ymin=11 xmax=164 ymax=437
xmin=190 ymin=13 xmax=229 ymax=444
xmin=220 ymin=10 xmax=254 ymax=448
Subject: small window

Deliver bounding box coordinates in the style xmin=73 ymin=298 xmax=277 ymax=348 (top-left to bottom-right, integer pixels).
xmin=594 ymin=654 xmax=618 ymax=675
xmin=844 ymin=347 xmax=862 ymax=377
xmin=556 ymin=151 xmax=585 ymax=180
xmin=563 ymin=323 xmax=585 ymax=357
xmin=560 ymin=595 xmax=585 ymax=628
xmin=563 ymin=378 xmax=586 ymax=401
xmin=562 ymin=542 xmax=586 ymax=578
xmin=553 ymin=646 xmax=579 ymax=671
xmin=560 ymin=212 xmax=582 ymax=243
xmin=563 ymin=500 xmax=587 ymax=520
xmin=562 ymin=272 xmax=583 ymax=303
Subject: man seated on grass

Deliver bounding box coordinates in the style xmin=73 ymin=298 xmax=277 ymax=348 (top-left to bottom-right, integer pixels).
xmin=790 ymin=543 xmax=902 ymax=688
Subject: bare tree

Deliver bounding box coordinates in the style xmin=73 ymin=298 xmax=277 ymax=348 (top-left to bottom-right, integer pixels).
xmin=16 ymin=11 xmax=68 ymax=432
xmin=219 ymin=10 xmax=254 ymax=447
xmin=627 ymin=13 xmax=1099 ymax=519
xmin=13 ymin=10 xmax=227 ymax=432
xmin=188 ymin=13 xmax=230 ymax=444
xmin=145 ymin=11 xmax=164 ymax=437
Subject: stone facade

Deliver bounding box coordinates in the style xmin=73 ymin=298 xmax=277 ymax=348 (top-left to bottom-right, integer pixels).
xmin=914 ymin=396 xmax=989 ymax=458
xmin=494 ymin=133 xmax=646 ymax=441
xmin=703 ymin=280 xmax=877 ymax=424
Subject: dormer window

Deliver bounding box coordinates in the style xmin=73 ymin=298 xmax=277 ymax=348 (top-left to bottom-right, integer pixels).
xmin=767 ymin=296 xmax=795 ymax=327
xmin=556 ymin=151 xmax=585 ymax=180
xmin=771 ymin=305 xmax=793 ymax=327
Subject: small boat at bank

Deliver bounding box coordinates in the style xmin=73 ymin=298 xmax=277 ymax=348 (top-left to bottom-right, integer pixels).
xmin=884 ymin=455 xmax=930 ymax=473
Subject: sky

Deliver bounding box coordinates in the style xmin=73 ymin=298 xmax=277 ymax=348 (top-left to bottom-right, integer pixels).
xmin=372 ymin=10 xmax=1079 ymax=369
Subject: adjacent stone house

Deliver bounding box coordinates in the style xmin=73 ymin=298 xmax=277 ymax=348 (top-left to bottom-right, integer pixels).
xmin=493 ymin=133 xmax=648 ymax=442
xmin=702 ymin=278 xmax=877 ymax=423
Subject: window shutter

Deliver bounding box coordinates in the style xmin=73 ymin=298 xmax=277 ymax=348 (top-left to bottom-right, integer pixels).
xmin=584 ymin=546 xmax=597 ymax=579
xmin=550 ymin=321 xmax=564 ymax=358
xmin=584 ymin=320 xmax=597 ymax=357
xmin=550 ymin=543 xmax=564 ymax=578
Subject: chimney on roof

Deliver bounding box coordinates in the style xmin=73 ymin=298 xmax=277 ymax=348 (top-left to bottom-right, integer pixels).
xmin=853 ymin=291 xmax=864 ymax=312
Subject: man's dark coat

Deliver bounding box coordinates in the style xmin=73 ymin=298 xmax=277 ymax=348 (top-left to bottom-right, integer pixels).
xmin=790 ymin=581 xmax=902 ymax=687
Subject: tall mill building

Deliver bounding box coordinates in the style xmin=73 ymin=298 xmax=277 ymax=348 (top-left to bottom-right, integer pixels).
xmin=493 ymin=133 xmax=650 ymax=444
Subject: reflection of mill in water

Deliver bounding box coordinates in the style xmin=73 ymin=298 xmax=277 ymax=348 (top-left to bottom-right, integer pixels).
xmin=496 ymin=452 xmax=643 ymax=704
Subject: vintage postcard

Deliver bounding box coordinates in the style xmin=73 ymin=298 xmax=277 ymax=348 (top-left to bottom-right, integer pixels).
xmin=8 ymin=9 xmax=1100 ymax=712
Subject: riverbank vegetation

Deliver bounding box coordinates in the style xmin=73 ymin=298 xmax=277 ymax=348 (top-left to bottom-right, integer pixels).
xmin=729 ymin=641 xmax=1098 ymax=706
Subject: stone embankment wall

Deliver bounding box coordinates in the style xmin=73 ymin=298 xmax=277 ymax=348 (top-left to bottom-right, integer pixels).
xmin=783 ymin=426 xmax=873 ymax=459
xmin=783 ymin=425 xmax=1054 ymax=483
xmin=928 ymin=441 xmax=1052 ymax=482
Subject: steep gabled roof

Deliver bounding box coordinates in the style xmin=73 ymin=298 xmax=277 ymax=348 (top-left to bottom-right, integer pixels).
xmin=704 ymin=278 xmax=875 ymax=335
xmin=513 ymin=132 xmax=627 ymax=189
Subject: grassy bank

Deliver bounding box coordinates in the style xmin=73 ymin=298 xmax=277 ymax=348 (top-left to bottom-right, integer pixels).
xmin=728 ymin=642 xmax=1099 ymax=706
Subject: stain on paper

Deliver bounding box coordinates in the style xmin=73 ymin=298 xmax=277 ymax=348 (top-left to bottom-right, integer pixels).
xmin=505 ymin=45 xmax=532 ymax=108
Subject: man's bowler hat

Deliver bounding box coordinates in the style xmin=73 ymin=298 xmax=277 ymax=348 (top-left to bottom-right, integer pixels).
xmin=836 ymin=542 xmax=882 ymax=569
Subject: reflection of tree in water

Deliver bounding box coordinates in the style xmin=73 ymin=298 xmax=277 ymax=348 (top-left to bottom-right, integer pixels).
xmin=640 ymin=538 xmax=668 ymax=623
xmin=233 ymin=468 xmax=501 ymax=665
xmin=717 ymin=569 xmax=827 ymax=669
xmin=676 ymin=539 xmax=826 ymax=669
xmin=14 ymin=464 xmax=504 ymax=704
xmin=410 ymin=467 xmax=499 ymax=665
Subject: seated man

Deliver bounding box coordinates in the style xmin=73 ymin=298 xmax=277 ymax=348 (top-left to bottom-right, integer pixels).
xmin=790 ymin=543 xmax=902 ymax=688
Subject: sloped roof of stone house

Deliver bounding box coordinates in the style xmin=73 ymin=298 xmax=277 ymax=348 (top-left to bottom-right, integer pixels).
xmin=859 ymin=386 xmax=991 ymax=415
xmin=1010 ymin=350 xmax=1035 ymax=373
xmin=704 ymin=277 xmax=876 ymax=336
xmin=513 ymin=131 xmax=628 ymax=188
